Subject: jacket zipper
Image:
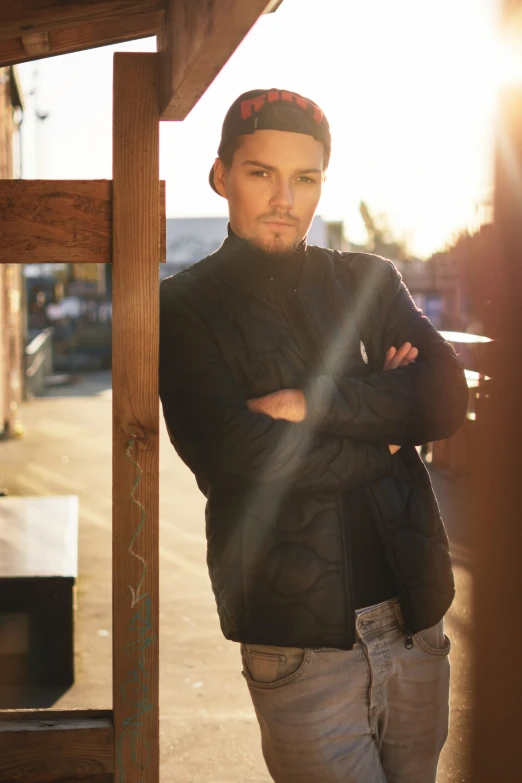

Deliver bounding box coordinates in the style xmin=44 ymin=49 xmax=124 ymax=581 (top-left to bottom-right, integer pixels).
xmin=268 ymin=279 xmax=357 ymax=649
xmin=364 ymin=488 xmax=415 ymax=649
xmin=296 ymin=286 xmax=414 ymax=650
xmin=266 ymin=279 xmax=314 ymax=365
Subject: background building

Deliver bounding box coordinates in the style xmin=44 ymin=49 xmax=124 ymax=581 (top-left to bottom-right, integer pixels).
xmin=162 ymin=215 xmax=329 ymax=278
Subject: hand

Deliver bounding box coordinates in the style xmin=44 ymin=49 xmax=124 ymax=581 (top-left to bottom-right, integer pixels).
xmin=247 ymin=389 xmax=307 ymax=422
xmin=388 ymin=444 xmax=401 ymax=455
xmin=383 ymin=342 xmax=418 ymax=371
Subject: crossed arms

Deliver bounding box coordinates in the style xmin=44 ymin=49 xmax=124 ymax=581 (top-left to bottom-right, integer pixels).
xmin=159 ymin=259 xmax=468 ymax=493
xmin=247 ymin=341 xmax=419 ymax=455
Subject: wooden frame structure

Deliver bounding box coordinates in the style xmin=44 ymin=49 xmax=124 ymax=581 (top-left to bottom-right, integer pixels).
xmin=0 ymin=2 xmax=281 ymax=781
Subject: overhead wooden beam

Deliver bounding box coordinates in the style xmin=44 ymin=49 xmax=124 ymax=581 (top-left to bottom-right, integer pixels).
xmin=0 ymin=0 xmax=164 ymax=41
xmin=0 ymin=179 xmax=166 ymax=264
xmin=159 ymin=0 xmax=275 ymax=121
xmin=0 ymin=710 xmax=114 ymax=782
xmin=21 ymin=31 xmax=50 ymax=58
xmin=112 ymin=51 xmax=160 ymax=782
xmin=0 ymin=11 xmax=163 ymax=68
xmin=264 ymin=0 xmax=285 ymax=11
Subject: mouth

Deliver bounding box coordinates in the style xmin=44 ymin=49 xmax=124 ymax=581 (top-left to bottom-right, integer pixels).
xmin=263 ymin=220 xmax=295 ymax=228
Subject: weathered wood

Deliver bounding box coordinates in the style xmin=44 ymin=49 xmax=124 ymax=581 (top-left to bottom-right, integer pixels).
xmin=470 ymin=83 xmax=522 ymax=782
xmin=0 ymin=179 xmax=166 ymax=264
xmin=112 ymin=52 xmax=160 ymax=782
xmin=0 ymin=0 xmax=164 ymax=41
xmin=159 ymin=0 xmax=274 ymax=120
xmin=21 ymin=31 xmax=50 ymax=57
xmin=264 ymin=0 xmax=285 ymax=11
xmin=0 ymin=709 xmax=112 ymax=721
xmin=0 ymin=714 xmax=114 ymax=782
xmin=0 ymin=12 xmax=163 ymax=68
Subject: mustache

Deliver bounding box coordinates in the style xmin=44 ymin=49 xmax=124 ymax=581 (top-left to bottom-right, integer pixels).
xmin=259 ymin=213 xmax=299 ymax=223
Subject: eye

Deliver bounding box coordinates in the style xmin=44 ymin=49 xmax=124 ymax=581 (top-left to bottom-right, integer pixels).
xmin=298 ymin=176 xmax=315 ymax=184
xmin=251 ymin=170 xmax=269 ymax=178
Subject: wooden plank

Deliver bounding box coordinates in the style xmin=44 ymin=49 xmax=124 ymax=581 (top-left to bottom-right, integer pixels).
xmin=0 ymin=12 xmax=163 ymax=68
xmin=0 ymin=708 xmax=112 ymax=722
xmin=112 ymin=52 xmax=160 ymax=782
xmin=21 ymin=31 xmax=50 ymax=57
xmin=0 ymin=179 xmax=166 ymax=264
xmin=470 ymin=83 xmax=522 ymax=782
xmin=0 ymin=714 xmax=114 ymax=782
xmin=0 ymin=180 xmax=111 ymax=264
xmin=159 ymin=180 xmax=166 ymax=264
xmin=159 ymin=0 xmax=274 ymax=120
xmin=264 ymin=0 xmax=285 ymax=11
xmin=0 ymin=1 xmax=164 ymax=41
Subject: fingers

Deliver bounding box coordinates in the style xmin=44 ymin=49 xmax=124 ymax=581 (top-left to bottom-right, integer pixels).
xmin=383 ymin=346 xmax=397 ymax=371
xmin=383 ymin=342 xmax=418 ymax=370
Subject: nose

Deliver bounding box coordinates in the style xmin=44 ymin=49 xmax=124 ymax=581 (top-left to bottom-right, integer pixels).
xmin=270 ymin=177 xmax=294 ymax=212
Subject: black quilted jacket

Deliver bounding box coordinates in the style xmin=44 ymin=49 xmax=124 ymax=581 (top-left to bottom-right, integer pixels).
xmin=159 ymin=235 xmax=468 ymax=649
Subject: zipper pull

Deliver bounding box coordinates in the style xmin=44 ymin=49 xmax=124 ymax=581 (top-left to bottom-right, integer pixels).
xmin=404 ymin=631 xmax=414 ymax=649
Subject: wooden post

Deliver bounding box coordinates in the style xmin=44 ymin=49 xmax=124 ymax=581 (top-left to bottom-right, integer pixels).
xmin=470 ymin=84 xmax=522 ymax=781
xmin=112 ymin=52 xmax=160 ymax=782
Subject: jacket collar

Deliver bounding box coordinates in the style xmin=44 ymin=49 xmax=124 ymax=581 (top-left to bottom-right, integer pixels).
xmin=208 ymin=222 xmax=328 ymax=292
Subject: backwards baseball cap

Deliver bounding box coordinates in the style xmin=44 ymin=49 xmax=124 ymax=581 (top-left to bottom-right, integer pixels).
xmin=209 ymin=88 xmax=331 ymax=194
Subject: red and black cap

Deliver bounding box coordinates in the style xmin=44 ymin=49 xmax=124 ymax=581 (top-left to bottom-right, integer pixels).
xmin=209 ymin=88 xmax=331 ymax=194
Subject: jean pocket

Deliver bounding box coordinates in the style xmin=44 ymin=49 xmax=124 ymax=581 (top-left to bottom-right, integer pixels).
xmin=241 ymin=644 xmax=311 ymax=689
xmin=414 ymin=619 xmax=451 ymax=656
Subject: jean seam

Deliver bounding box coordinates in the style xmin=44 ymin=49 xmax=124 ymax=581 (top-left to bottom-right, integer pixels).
xmin=243 ymin=647 xmax=312 ymax=690
xmin=414 ymin=632 xmax=451 ymax=656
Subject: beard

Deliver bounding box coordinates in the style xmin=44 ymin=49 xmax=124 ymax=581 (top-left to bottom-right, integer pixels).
xmin=246 ymin=225 xmax=302 ymax=256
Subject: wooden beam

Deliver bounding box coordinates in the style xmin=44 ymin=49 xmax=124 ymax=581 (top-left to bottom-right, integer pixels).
xmin=0 ymin=712 xmax=114 ymax=782
xmin=21 ymin=31 xmax=50 ymax=58
xmin=112 ymin=52 xmax=160 ymax=782
xmin=0 ymin=1 xmax=164 ymax=41
xmin=470 ymin=84 xmax=522 ymax=782
xmin=0 ymin=179 xmax=166 ymax=264
xmin=0 ymin=12 xmax=163 ymax=68
xmin=264 ymin=0 xmax=285 ymax=11
xmin=159 ymin=0 xmax=274 ymax=121
xmin=0 ymin=709 xmax=112 ymax=721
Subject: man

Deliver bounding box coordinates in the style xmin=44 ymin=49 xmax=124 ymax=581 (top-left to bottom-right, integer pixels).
xmin=159 ymin=89 xmax=468 ymax=783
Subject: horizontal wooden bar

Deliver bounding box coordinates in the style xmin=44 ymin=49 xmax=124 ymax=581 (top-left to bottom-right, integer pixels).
xmin=0 ymin=710 xmax=114 ymax=782
xmin=0 ymin=11 xmax=163 ymax=68
xmin=0 ymin=708 xmax=112 ymax=721
xmin=0 ymin=1 xmax=164 ymax=42
xmin=0 ymin=179 xmax=165 ymax=264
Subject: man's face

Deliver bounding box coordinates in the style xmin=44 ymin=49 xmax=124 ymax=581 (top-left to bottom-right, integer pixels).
xmin=213 ymin=129 xmax=325 ymax=255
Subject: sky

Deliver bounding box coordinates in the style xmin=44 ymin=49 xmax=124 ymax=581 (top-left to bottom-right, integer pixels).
xmin=16 ymin=0 xmax=509 ymax=258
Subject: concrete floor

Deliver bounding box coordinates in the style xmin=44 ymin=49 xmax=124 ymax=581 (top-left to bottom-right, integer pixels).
xmin=0 ymin=371 xmax=472 ymax=781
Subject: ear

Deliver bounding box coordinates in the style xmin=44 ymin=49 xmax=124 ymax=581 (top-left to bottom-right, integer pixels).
xmin=213 ymin=158 xmax=228 ymax=199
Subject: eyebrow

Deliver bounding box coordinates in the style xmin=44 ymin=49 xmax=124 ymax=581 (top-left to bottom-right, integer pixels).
xmin=241 ymin=159 xmax=322 ymax=175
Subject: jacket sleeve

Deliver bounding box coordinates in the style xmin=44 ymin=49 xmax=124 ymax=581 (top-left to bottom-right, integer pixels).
xmin=304 ymin=257 xmax=469 ymax=446
xmin=159 ymin=280 xmax=393 ymax=492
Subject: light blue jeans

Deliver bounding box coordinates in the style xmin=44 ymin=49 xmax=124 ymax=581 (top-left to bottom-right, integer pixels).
xmin=240 ymin=598 xmax=451 ymax=782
